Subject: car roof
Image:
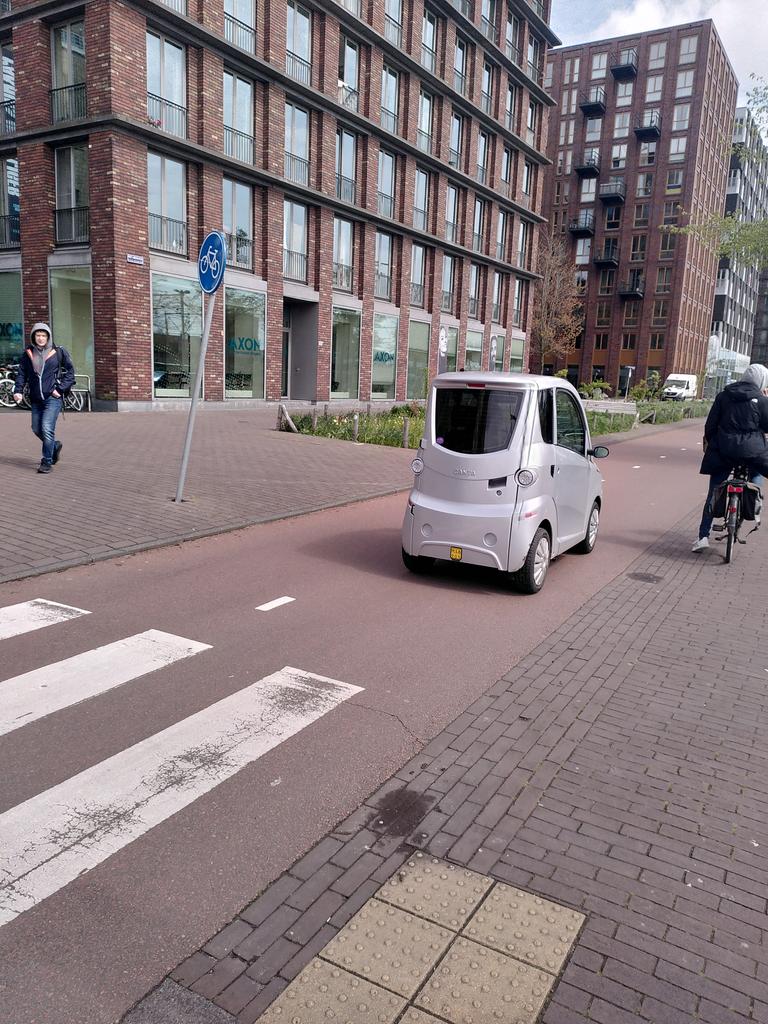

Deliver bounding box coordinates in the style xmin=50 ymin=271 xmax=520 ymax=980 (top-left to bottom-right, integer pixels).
xmin=434 ymin=371 xmax=577 ymax=392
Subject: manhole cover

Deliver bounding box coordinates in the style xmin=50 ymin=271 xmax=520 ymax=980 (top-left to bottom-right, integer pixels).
xmin=627 ymin=572 xmax=663 ymax=583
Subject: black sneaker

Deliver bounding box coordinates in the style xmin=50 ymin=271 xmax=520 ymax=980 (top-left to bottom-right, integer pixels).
xmin=53 ymin=441 xmax=63 ymax=465
xmin=37 ymin=462 xmax=52 ymax=474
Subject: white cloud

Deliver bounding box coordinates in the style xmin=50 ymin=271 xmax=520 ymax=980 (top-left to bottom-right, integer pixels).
xmin=553 ymin=0 xmax=767 ymax=103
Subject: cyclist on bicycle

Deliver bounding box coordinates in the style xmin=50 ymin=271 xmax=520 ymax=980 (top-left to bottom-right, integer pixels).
xmin=692 ymin=363 xmax=768 ymax=551
xmin=12 ymin=322 xmax=75 ymax=474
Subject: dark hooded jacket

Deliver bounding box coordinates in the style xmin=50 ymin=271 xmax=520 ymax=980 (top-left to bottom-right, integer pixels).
xmin=700 ymin=380 xmax=768 ymax=476
xmin=13 ymin=323 xmax=75 ymax=404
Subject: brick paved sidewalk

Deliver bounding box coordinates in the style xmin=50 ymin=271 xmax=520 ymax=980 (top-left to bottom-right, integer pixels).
xmin=124 ymin=507 xmax=768 ymax=1024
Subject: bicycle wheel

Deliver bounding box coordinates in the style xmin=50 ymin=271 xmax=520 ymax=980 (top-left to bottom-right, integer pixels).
xmin=65 ymin=389 xmax=85 ymax=412
xmin=725 ymin=496 xmax=740 ymax=564
xmin=0 ymin=378 xmax=15 ymax=408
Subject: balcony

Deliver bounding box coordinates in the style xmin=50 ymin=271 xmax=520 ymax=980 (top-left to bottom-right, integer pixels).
xmin=523 ymin=0 xmax=544 ymax=17
xmin=511 ymin=305 xmax=522 ymax=327
xmin=413 ymin=206 xmax=427 ymax=231
xmin=476 ymin=165 xmax=486 ymax=185
xmin=332 ymin=262 xmax=353 ymax=291
xmin=148 ymin=214 xmax=187 ymax=255
xmin=410 ymin=282 xmax=424 ymax=307
xmin=445 ymin=220 xmax=457 ymax=244
xmin=496 ymin=241 xmax=505 ymax=261
xmin=506 ymin=41 xmax=522 ymax=66
xmin=575 ymin=149 xmax=600 ymax=177
xmin=50 ymin=83 xmax=86 ymax=123
xmin=224 ymin=13 xmax=255 ymax=51
xmin=516 ymin=248 xmax=527 ymax=268
xmin=284 ymin=152 xmax=309 ymax=185
xmin=568 ymin=212 xmax=595 ymax=236
xmin=159 ymin=0 xmax=186 ymax=11
xmin=448 ymin=147 xmax=461 ymax=168
xmin=619 ymin=276 xmax=645 ymax=298
xmin=339 ymin=0 xmax=360 ymax=14
xmin=454 ymin=69 xmax=466 ymax=95
xmin=0 ymin=99 xmax=15 ymax=136
xmin=55 ymin=206 xmax=89 ymax=245
xmin=336 ymin=173 xmax=356 ymax=203
xmin=0 ymin=212 xmax=20 ymax=249
xmin=226 ymin=232 xmax=253 ymax=269
xmin=635 ymin=109 xmax=662 ymax=139
xmin=472 ymin=231 xmax=483 ymax=252
xmin=480 ymin=91 xmax=492 ymax=115
xmin=374 ymin=269 xmax=391 ymax=300
xmin=492 ymin=301 xmax=501 ymax=323
xmin=338 ymin=83 xmax=359 ymax=112
xmin=283 ymin=248 xmax=307 ymax=282
xmin=384 ymin=15 xmax=401 ymax=47
xmin=527 ymin=60 xmax=543 ymax=87
xmin=381 ymin=108 xmax=398 ymax=134
xmin=378 ymin=192 xmax=394 ymax=218
xmin=593 ymin=243 xmax=620 ymax=267
xmin=481 ymin=16 xmax=498 ymax=45
xmin=286 ymin=51 xmax=311 ymax=85
xmin=416 ymin=129 xmax=432 ymax=154
xmin=421 ymin=44 xmax=436 ymax=74
xmin=450 ymin=0 xmax=473 ymax=17
xmin=440 ymin=290 xmax=453 ymax=313
xmin=0 ymin=0 xmax=11 ymax=10
xmin=468 ymin=295 xmax=479 ymax=319
xmin=610 ymin=48 xmax=638 ymax=79
xmin=580 ymin=86 xmax=606 ymax=117
xmin=147 ymin=93 xmax=187 ymax=138
xmin=599 ymin=180 xmax=626 ymax=204
xmin=224 ymin=126 xmax=254 ymax=163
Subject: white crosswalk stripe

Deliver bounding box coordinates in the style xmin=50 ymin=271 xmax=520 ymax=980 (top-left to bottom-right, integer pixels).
xmin=0 ymin=630 xmax=212 ymax=738
xmin=0 ymin=598 xmax=90 ymax=640
xmin=0 ymin=667 xmax=362 ymax=928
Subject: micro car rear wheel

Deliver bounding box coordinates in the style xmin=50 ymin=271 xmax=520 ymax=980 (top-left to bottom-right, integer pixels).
xmin=402 ymin=547 xmax=436 ymax=574
xmin=574 ymin=501 xmax=600 ymax=555
xmin=511 ymin=527 xmax=550 ymax=594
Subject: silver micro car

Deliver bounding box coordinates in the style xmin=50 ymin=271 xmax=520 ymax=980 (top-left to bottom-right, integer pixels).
xmin=401 ymin=372 xmax=609 ymax=593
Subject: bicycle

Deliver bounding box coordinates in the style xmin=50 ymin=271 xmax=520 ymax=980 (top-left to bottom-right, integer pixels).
xmin=712 ymin=463 xmax=762 ymax=564
xmin=199 ymin=246 xmax=220 ymax=277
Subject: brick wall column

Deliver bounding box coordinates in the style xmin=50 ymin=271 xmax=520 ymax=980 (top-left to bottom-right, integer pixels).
xmin=198 ymin=49 xmax=224 ymax=155
xmin=397 ymin=236 xmax=412 ymax=401
xmin=18 ymin=142 xmax=55 ymax=330
xmin=199 ymin=165 xmax=225 ymax=400
xmin=264 ymin=188 xmax=284 ymax=401
xmin=13 ymin=22 xmax=51 ymax=132
xmin=359 ymin=222 xmax=374 ymax=400
xmin=316 ymin=207 xmax=334 ymax=402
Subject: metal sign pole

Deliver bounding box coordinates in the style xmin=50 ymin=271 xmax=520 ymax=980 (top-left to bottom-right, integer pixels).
xmin=174 ymin=290 xmax=216 ymax=503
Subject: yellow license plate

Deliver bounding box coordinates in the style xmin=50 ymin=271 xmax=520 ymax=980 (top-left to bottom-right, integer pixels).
xmin=450 ymin=546 xmax=463 ymax=561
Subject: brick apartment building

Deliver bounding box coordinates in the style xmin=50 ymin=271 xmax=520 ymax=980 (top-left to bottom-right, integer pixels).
xmin=0 ymin=0 xmax=556 ymax=408
xmin=541 ymin=21 xmax=737 ymax=395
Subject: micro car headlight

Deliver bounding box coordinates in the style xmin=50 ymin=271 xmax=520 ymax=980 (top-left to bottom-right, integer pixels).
xmin=411 ymin=457 xmax=425 ymax=475
xmin=516 ymin=469 xmax=537 ymax=486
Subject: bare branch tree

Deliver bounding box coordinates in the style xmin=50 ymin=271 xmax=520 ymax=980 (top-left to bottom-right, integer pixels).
xmin=528 ymin=230 xmax=583 ymax=374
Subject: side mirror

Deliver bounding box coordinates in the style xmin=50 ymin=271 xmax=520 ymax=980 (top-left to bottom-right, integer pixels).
xmin=589 ymin=446 xmax=610 ymax=459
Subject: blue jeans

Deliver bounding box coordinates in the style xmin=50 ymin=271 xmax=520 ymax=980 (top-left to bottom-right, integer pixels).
xmin=699 ymin=468 xmax=764 ymax=539
xmin=30 ymin=397 xmax=62 ymax=466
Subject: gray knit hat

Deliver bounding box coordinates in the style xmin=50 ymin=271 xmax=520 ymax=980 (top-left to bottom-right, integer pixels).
xmin=741 ymin=364 xmax=768 ymax=391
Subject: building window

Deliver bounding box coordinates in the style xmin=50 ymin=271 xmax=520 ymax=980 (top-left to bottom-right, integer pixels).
xmin=146 ymin=32 xmax=186 ymax=137
xmin=564 ymin=56 xmax=581 ymax=84
xmin=676 ymin=70 xmax=694 ymax=97
xmin=656 ymin=267 xmax=672 ymax=293
xmin=492 ymin=270 xmax=504 ymax=322
xmin=611 ymin=144 xmax=627 ymax=170
xmin=50 ymin=265 xmax=93 ymax=386
xmin=283 ymin=199 xmax=307 ymax=281
xmin=646 ymin=75 xmax=663 ymax=102
xmin=375 ymin=231 xmax=393 ymax=300
xmin=335 ymin=128 xmax=356 ymax=202
xmin=468 ymin=263 xmax=481 ymax=320
xmin=526 ymin=100 xmax=539 ymax=146
xmin=623 ymin=300 xmax=640 ymax=326
xmin=652 ymin=299 xmax=668 ymax=326
xmin=598 ymin=269 xmax=615 ymax=295
xmin=51 ymin=20 xmax=86 ymax=120
xmin=444 ymin=326 xmax=458 ymax=372
xmin=224 ymin=288 xmax=265 ymax=398
xmin=505 ymin=80 xmax=517 ymax=130
xmin=648 ymin=41 xmax=666 ymax=70
xmin=286 ymin=1 xmax=312 ymax=83
xmin=0 ymin=270 xmax=22 ymax=362
xmin=616 ymin=82 xmax=633 ymax=106
xmin=585 ymin=117 xmax=602 ymax=143
xmin=378 ymin=149 xmax=395 ymax=218
xmin=639 ymin=140 xmax=657 ymax=166
xmin=591 ymin=52 xmax=607 ymax=79
xmin=663 ymin=200 xmax=679 ymax=224
xmin=666 ymin=169 xmax=683 ymax=194
xmin=465 ymin=328 xmax=483 ymax=370
xmin=454 ymin=35 xmax=467 ymax=94
xmin=660 ymin=231 xmax=676 ymax=259
xmin=669 ymin=136 xmax=687 ymax=162
xmin=595 ymin=332 xmax=608 ymax=349
xmin=672 ymin=103 xmax=690 ymax=131
xmin=472 ymin=197 xmax=485 ymax=252
xmin=522 ymin=160 xmax=533 ymax=196
xmin=414 ymin=168 xmax=429 ymax=231
xmin=633 ymin=203 xmax=649 ymax=228
xmin=679 ymin=35 xmax=698 ymax=64
xmin=622 ymin=332 xmax=636 ymax=350
xmin=575 ymin=238 xmax=591 ymax=265
xmin=630 ymin=235 xmax=647 ymax=262
xmin=372 ymin=314 xmax=398 ymax=399
xmin=506 ymin=11 xmax=521 ymax=63
xmin=338 ymin=37 xmax=359 ymax=110
xmin=407 ymin=320 xmax=430 ymax=398
xmin=381 ymin=66 xmax=399 ymax=133
xmin=225 ymin=0 xmax=255 ymax=51
xmin=574 ymin=270 xmax=588 ymax=296
xmin=284 ymin=102 xmax=309 ymax=184
xmin=147 ymin=152 xmax=186 ymax=254
xmin=223 ymin=71 xmax=254 ymax=162
xmin=410 ymin=243 xmax=426 ymax=307
xmin=595 ymin=302 xmax=611 ymax=327
xmin=417 ymin=90 xmax=433 ymax=153
xmin=650 ymin=332 xmax=665 ymax=350
xmin=152 ymin=274 xmax=202 ymax=398
xmin=222 ymin=177 xmax=252 ymax=269
xmin=330 ymin=308 xmax=360 ymax=399
xmin=581 ymin=177 xmax=597 ymax=202
xmin=421 ymin=9 xmax=437 ymax=73
xmin=384 ymin=0 xmax=401 ymax=45
xmin=636 ymin=173 xmax=653 ymax=197
xmin=496 ymin=210 xmax=508 ymax=261
xmin=614 ymin=112 xmax=630 ymax=138
xmin=501 ymin=147 xmax=513 ymax=186
xmin=449 ymin=111 xmax=463 ymax=168
xmin=441 ymin=254 xmax=455 ymax=313
xmin=332 ymin=217 xmax=354 ymax=291
xmin=445 ymin=184 xmax=459 ymax=243
xmin=476 ymin=130 xmax=489 ymax=183
xmin=55 ymin=145 xmax=89 ymax=244
xmin=481 ymin=61 xmax=494 ymax=115
xmin=605 ymin=206 xmax=622 ymax=230
xmin=559 ymin=119 xmax=575 ymax=146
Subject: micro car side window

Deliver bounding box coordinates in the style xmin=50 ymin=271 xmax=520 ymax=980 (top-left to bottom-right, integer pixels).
xmin=537 ymin=388 xmax=554 ymax=443
xmin=555 ymin=389 xmax=586 ymax=455
xmin=435 ymin=388 xmax=524 ymax=454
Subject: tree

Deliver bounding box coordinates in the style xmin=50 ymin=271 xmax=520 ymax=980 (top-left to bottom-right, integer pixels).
xmin=528 ymin=230 xmax=583 ymax=374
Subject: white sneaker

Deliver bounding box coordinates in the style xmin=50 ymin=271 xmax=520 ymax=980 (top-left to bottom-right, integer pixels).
xmin=691 ymin=536 xmax=709 ymax=552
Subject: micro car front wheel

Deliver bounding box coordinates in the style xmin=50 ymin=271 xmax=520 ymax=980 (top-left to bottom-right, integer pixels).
xmin=574 ymin=501 xmax=600 ymax=555
xmin=402 ymin=547 xmax=436 ymax=574
xmin=510 ymin=527 xmax=550 ymax=594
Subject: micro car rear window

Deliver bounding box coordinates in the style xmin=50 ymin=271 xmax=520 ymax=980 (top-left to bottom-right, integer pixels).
xmin=434 ymin=387 xmax=524 ymax=454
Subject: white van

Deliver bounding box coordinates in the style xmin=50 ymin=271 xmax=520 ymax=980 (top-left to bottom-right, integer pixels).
xmin=401 ymin=372 xmax=609 ymax=594
xmin=661 ymin=374 xmax=697 ymax=401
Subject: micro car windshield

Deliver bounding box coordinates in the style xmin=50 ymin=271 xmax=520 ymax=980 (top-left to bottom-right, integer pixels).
xmin=434 ymin=387 xmax=525 ymax=454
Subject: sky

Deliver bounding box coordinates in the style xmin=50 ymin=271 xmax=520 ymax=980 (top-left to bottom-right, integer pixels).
xmin=550 ymin=0 xmax=767 ymax=104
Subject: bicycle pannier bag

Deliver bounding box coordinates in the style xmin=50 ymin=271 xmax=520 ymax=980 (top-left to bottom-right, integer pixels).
xmin=742 ymin=482 xmax=762 ymax=521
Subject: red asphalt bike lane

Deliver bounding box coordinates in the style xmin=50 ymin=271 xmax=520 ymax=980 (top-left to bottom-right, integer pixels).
xmin=0 ymin=423 xmax=708 ymax=1024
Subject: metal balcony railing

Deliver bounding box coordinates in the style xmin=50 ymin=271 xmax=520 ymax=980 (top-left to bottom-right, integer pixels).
xmin=147 ymin=93 xmax=187 ymax=138
xmin=339 ymin=0 xmax=360 ymax=14
xmin=523 ymin=0 xmax=544 ymax=17
xmin=610 ymin=48 xmax=638 ymax=78
xmin=148 ymin=213 xmax=187 ymax=255
xmin=224 ymin=126 xmax=254 ymax=163
xmin=476 ymin=165 xmax=486 ymax=185
xmin=416 ymin=129 xmax=432 ymax=154
xmin=511 ymin=305 xmax=522 ymax=327
xmin=338 ymin=84 xmax=359 ymax=112
xmin=413 ymin=207 xmax=427 ymax=231
xmin=384 ymin=15 xmax=401 ymax=47
xmin=568 ymin=212 xmax=595 ymax=235
xmin=579 ymin=86 xmax=606 ymax=115
xmin=224 ymin=13 xmax=255 ymax=51
xmin=283 ymin=248 xmax=307 ymax=281
xmin=635 ymin=109 xmax=662 ymax=138
xmin=448 ymin=147 xmax=461 ymax=168
xmin=505 ymin=109 xmax=514 ymax=131
xmin=336 ymin=173 xmax=356 ymax=203
xmin=0 ymin=99 xmax=15 ymax=136
xmin=440 ymin=290 xmax=453 ymax=313
xmin=374 ymin=269 xmax=391 ymax=300
xmin=226 ymin=232 xmax=253 ymax=269
xmin=160 ymin=0 xmax=186 ymax=11
xmin=594 ymin=244 xmax=619 ymax=266
xmin=55 ymin=206 xmax=89 ymax=244
xmin=527 ymin=60 xmax=543 ymax=86
xmin=492 ymin=302 xmax=501 ymax=322
xmin=421 ymin=44 xmax=436 ymax=74
xmin=410 ymin=281 xmax=425 ymax=306
xmin=506 ymin=41 xmax=522 ymax=66
xmin=450 ymin=0 xmax=472 ymax=16
xmin=599 ymin=180 xmax=627 ymax=203
xmin=480 ymin=16 xmax=498 ymax=44
xmin=575 ymin=148 xmax=600 ymax=175
xmin=332 ymin=262 xmax=353 ymax=290
xmin=0 ymin=0 xmax=11 ymax=10
xmin=454 ymin=69 xmax=466 ymax=94
xmin=497 ymin=178 xmax=511 ymax=199
xmin=445 ymin=220 xmax=457 ymax=243
xmin=480 ymin=91 xmax=492 ymax=115
xmin=472 ymin=231 xmax=483 ymax=252
xmin=381 ymin=108 xmax=398 ymax=134
xmin=516 ymin=248 xmax=527 ymax=267
xmin=468 ymin=295 xmax=479 ymax=318
xmin=496 ymin=242 xmax=505 ymax=261
xmin=286 ymin=51 xmax=311 ymax=85
xmin=0 ymin=212 xmax=20 ymax=249
xmin=378 ymin=192 xmax=394 ymax=218
xmin=50 ymin=83 xmax=86 ymax=123
xmin=284 ymin=152 xmax=309 ymax=185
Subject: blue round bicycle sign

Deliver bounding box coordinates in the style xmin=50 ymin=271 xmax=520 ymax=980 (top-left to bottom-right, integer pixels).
xmin=198 ymin=231 xmax=227 ymax=293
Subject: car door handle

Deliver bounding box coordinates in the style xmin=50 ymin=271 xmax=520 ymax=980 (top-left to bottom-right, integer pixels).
xmin=550 ymin=464 xmax=555 ymax=476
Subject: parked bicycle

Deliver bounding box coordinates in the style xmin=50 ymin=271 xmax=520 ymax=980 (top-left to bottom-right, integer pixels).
xmin=711 ymin=463 xmax=762 ymax=563
xmin=0 ymin=365 xmax=86 ymax=411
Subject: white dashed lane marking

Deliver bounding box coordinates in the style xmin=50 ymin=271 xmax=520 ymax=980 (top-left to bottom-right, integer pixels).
xmin=257 ymin=597 xmax=296 ymax=612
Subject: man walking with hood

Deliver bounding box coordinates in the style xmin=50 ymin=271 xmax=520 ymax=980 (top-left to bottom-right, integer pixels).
xmin=13 ymin=322 xmax=75 ymax=474
xmin=692 ymin=363 xmax=768 ymax=551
